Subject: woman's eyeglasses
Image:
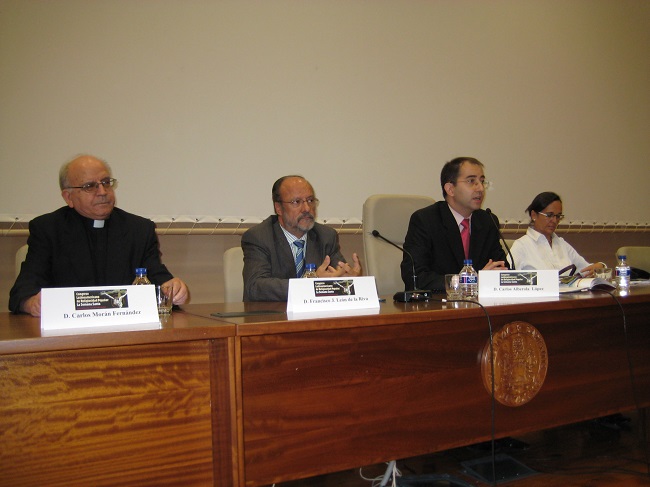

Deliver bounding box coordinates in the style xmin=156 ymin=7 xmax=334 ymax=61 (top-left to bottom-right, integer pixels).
xmin=538 ymin=211 xmax=564 ymax=221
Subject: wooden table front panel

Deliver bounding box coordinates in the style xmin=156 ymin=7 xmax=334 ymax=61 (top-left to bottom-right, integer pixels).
xmin=0 ymin=339 xmax=235 ymax=487
xmin=238 ymin=299 xmax=650 ymax=486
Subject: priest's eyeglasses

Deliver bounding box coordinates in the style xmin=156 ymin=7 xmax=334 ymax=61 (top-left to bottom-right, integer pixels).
xmin=538 ymin=211 xmax=565 ymax=221
xmin=66 ymin=178 xmax=117 ymax=193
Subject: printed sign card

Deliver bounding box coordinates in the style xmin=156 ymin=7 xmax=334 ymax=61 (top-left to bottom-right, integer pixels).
xmin=41 ymin=285 xmax=160 ymax=334
xmin=478 ymin=270 xmax=559 ymax=298
xmin=286 ymin=276 xmax=380 ymax=315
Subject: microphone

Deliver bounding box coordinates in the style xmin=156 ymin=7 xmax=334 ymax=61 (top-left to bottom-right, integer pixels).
xmin=486 ymin=208 xmax=515 ymax=270
xmin=371 ymin=229 xmax=432 ymax=302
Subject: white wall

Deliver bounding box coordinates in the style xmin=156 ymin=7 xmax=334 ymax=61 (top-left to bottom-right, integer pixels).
xmin=1 ymin=0 xmax=649 ymax=226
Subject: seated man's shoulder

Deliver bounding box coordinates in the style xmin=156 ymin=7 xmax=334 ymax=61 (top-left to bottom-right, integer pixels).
xmin=243 ymin=215 xmax=275 ymax=237
xmin=311 ymin=221 xmax=337 ymax=237
xmin=411 ymin=200 xmax=441 ymax=216
xmin=30 ymin=206 xmax=76 ymax=227
xmin=111 ymin=207 xmax=155 ymax=226
xmin=242 ymin=217 xmax=283 ymax=250
xmin=410 ymin=200 xmax=445 ymax=222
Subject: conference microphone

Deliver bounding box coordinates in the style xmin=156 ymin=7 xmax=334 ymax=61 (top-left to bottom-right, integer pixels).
xmin=371 ymin=229 xmax=432 ymax=302
xmin=486 ymin=208 xmax=516 ymax=270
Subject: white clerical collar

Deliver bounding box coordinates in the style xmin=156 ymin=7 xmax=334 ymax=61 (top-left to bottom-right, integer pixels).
xmin=93 ymin=220 xmax=105 ymax=228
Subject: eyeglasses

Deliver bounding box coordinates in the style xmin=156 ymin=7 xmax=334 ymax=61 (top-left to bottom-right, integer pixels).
xmin=538 ymin=211 xmax=565 ymax=221
xmin=66 ymin=178 xmax=117 ymax=193
xmin=278 ymin=197 xmax=320 ymax=208
xmin=456 ymin=177 xmax=491 ymax=189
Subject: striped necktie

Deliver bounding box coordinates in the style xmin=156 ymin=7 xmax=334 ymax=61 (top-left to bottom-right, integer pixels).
xmin=293 ymin=240 xmax=305 ymax=277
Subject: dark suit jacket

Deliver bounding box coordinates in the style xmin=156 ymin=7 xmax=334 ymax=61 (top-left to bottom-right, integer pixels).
xmin=401 ymin=201 xmax=506 ymax=292
xmin=241 ymin=215 xmax=346 ymax=302
xmin=9 ymin=206 xmax=173 ymax=313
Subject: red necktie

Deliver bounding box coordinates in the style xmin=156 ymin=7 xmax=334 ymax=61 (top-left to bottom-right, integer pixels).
xmin=460 ymin=218 xmax=470 ymax=259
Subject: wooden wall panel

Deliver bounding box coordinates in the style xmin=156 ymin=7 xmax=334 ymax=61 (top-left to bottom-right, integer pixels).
xmin=238 ymin=297 xmax=650 ymax=486
xmin=0 ymin=341 xmax=220 ymax=487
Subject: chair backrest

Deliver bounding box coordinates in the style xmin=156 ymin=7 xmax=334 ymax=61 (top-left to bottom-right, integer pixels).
xmin=15 ymin=244 xmax=28 ymax=278
xmin=362 ymin=194 xmax=436 ymax=296
xmin=223 ymin=246 xmax=245 ymax=302
xmin=615 ymin=246 xmax=650 ymax=273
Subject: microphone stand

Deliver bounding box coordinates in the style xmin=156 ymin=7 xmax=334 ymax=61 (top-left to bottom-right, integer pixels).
xmin=371 ymin=230 xmax=432 ymax=302
xmin=486 ymin=209 xmax=516 ymax=270
xmin=372 ymin=229 xmax=479 ymax=487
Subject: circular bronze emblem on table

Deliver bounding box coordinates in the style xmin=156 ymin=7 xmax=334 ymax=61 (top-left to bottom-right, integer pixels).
xmin=480 ymin=321 xmax=548 ymax=407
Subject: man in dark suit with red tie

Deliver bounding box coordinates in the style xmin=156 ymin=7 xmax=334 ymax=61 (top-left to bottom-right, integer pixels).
xmin=9 ymin=154 xmax=189 ymax=316
xmin=401 ymin=157 xmax=528 ymax=452
xmin=401 ymin=157 xmax=508 ymax=292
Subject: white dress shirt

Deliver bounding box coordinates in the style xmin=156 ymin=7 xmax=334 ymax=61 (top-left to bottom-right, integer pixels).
xmin=280 ymin=225 xmax=306 ymax=262
xmin=510 ymin=227 xmax=591 ymax=274
xmin=448 ymin=204 xmax=471 ymax=233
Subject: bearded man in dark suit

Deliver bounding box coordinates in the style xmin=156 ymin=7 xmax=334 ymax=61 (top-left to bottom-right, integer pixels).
xmin=241 ymin=175 xmax=362 ymax=302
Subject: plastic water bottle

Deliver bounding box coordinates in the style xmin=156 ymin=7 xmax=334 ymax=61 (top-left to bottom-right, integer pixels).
xmin=133 ymin=267 xmax=152 ymax=285
xmin=615 ymin=255 xmax=630 ymax=292
xmin=303 ymin=263 xmax=317 ymax=278
xmin=459 ymin=259 xmax=478 ymax=299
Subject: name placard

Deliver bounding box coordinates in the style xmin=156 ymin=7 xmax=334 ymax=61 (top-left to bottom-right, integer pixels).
xmin=41 ymin=285 xmax=161 ymax=335
xmin=478 ymin=270 xmax=559 ymax=298
xmin=287 ymin=276 xmax=380 ymax=315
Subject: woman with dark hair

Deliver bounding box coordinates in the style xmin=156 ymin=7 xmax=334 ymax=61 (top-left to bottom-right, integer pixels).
xmin=510 ymin=191 xmax=605 ymax=276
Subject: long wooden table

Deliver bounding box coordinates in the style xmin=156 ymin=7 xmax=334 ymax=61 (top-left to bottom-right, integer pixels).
xmin=2 ymin=288 xmax=649 ymax=486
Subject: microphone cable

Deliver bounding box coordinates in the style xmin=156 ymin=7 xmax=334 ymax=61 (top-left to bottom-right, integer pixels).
xmin=445 ymin=297 xmax=498 ymax=487
xmin=446 ymin=290 xmax=650 ymax=483
xmin=592 ymin=288 xmax=650 ymax=477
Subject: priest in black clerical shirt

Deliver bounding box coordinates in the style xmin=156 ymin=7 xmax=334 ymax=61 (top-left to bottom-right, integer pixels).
xmin=9 ymin=154 xmax=189 ymax=316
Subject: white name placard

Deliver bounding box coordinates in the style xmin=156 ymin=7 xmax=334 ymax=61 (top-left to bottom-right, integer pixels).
xmin=41 ymin=285 xmax=161 ymax=334
xmin=478 ymin=270 xmax=559 ymax=298
xmin=287 ymin=276 xmax=380 ymax=315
